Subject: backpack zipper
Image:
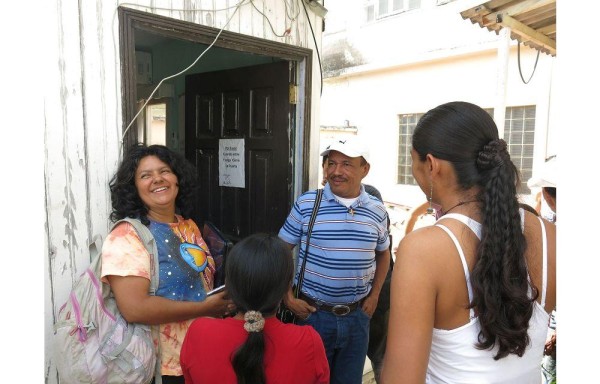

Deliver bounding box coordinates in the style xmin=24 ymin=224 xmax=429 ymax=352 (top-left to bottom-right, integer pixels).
xmin=86 ymin=269 xmax=116 ymax=322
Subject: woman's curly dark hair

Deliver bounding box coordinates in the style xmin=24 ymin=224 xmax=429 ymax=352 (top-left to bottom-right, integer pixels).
xmin=109 ymin=143 xmax=199 ymax=225
xmin=412 ymin=101 xmax=536 ymax=360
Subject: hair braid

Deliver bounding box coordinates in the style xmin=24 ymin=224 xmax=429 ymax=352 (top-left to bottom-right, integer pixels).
xmin=471 ymin=139 xmax=536 ymax=359
xmin=413 ymin=103 xmax=539 ymax=360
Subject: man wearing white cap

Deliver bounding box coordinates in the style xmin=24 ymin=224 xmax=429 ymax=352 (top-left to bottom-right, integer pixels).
xmin=278 ymin=138 xmax=391 ymax=384
xmin=528 ymin=155 xmax=556 ymax=223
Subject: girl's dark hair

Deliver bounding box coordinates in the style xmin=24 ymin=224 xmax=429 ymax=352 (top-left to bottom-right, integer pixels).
xmin=412 ymin=101 xmax=535 ymax=360
xmin=109 ymin=143 xmax=199 ymax=225
xmin=226 ymin=233 xmax=294 ymax=384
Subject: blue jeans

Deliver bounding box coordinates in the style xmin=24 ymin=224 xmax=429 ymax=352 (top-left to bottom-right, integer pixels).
xmin=298 ymin=308 xmax=370 ymax=384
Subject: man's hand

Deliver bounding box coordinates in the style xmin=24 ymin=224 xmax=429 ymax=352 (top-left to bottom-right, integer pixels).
xmin=284 ymin=295 xmax=316 ymax=321
xmin=544 ymin=332 xmax=556 ymax=358
xmin=361 ymin=292 xmax=379 ymax=317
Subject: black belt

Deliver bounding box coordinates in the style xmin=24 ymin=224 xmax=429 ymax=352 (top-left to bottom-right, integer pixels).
xmin=299 ymin=291 xmax=364 ymax=316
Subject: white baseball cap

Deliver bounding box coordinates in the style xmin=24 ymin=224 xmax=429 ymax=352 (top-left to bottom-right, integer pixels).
xmin=320 ymin=138 xmax=370 ymax=163
xmin=527 ymin=155 xmax=557 ymax=189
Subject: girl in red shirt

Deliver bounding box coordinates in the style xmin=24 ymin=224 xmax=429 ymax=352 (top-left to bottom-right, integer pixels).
xmin=181 ymin=233 xmax=330 ymax=384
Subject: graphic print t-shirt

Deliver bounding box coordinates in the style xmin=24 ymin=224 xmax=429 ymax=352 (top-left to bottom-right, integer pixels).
xmin=101 ymin=215 xmax=215 ymax=376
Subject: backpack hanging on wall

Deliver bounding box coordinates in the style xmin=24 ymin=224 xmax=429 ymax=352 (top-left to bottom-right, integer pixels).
xmin=53 ymin=218 xmax=161 ymax=384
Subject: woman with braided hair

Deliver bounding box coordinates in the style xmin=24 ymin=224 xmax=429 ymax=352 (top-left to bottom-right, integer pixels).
xmin=180 ymin=233 xmax=329 ymax=384
xmin=381 ymin=101 xmax=556 ymax=383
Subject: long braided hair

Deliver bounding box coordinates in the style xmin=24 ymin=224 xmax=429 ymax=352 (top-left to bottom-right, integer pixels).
xmin=412 ymin=101 xmax=535 ymax=359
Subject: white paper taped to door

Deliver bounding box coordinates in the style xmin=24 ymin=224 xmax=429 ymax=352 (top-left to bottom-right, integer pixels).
xmin=219 ymin=138 xmax=245 ymax=188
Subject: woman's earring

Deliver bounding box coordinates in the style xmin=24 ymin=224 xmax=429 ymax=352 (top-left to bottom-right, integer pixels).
xmin=426 ymin=182 xmax=435 ymax=215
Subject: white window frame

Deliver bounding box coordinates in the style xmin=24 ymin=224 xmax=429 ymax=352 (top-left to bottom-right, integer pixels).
xmin=503 ymin=105 xmax=536 ymax=194
xmin=396 ymin=112 xmax=423 ymax=185
xmin=370 ymin=0 xmax=421 ymax=19
xmin=396 ymin=107 xmax=536 ymax=193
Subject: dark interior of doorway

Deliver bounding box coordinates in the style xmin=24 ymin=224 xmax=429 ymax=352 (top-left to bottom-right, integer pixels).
xmin=118 ymin=7 xmax=313 ymax=242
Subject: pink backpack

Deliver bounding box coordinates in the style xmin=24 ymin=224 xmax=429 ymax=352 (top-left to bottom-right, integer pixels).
xmin=53 ymin=218 xmax=162 ymax=384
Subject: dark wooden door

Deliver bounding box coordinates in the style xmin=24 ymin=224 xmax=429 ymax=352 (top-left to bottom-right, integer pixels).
xmin=185 ymin=61 xmax=291 ymax=242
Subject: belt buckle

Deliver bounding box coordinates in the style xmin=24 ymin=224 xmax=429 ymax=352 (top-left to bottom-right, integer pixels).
xmin=332 ymin=304 xmax=351 ymax=316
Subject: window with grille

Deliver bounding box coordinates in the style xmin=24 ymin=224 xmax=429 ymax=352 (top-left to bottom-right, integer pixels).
xmin=396 ymin=113 xmax=423 ymax=185
xmin=503 ymin=105 xmax=536 ymax=194
xmin=365 ymin=0 xmax=421 ymax=22
xmin=396 ymin=107 xmax=535 ymax=192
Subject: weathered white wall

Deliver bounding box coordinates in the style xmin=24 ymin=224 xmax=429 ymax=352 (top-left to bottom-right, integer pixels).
xmin=44 ymin=1 xmax=323 ymax=382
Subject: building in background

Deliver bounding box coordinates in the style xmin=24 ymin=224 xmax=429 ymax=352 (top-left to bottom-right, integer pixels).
xmin=320 ymin=0 xmax=557 ymax=214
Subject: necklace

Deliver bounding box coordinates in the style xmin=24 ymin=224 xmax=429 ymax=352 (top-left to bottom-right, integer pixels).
xmin=442 ymin=200 xmax=479 ymax=216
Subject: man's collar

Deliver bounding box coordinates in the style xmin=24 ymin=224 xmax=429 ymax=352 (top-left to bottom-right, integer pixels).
xmin=322 ymin=183 xmax=369 ymax=206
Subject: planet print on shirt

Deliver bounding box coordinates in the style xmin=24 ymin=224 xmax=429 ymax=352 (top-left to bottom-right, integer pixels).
xmin=180 ymin=243 xmax=209 ymax=272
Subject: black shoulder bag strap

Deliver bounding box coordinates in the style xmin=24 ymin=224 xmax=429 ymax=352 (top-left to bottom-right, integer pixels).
xmin=293 ymin=188 xmax=324 ymax=298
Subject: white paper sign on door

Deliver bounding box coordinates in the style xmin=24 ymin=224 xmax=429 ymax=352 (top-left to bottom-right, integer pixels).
xmin=219 ymin=138 xmax=245 ymax=188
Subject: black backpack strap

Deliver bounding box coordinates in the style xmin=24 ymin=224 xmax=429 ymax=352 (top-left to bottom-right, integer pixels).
xmin=294 ymin=188 xmax=324 ymax=298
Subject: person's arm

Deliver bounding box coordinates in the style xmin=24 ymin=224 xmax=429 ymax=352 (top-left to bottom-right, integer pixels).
xmin=404 ymin=201 xmax=429 ymax=235
xmin=107 ymin=275 xmax=232 ymax=325
xmin=361 ymin=247 xmax=390 ymax=317
xmin=380 ymin=230 xmax=437 ymax=384
xmin=281 ymin=241 xmax=316 ymax=319
xmin=102 ymin=222 xmax=233 ymax=325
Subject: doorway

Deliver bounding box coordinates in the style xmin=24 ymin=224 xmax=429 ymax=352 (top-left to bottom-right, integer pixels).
xmin=118 ymin=7 xmax=313 ymax=241
xmin=185 ymin=61 xmax=291 ymax=240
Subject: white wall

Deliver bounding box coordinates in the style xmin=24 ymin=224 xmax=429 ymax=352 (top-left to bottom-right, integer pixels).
xmin=44 ymin=1 xmax=324 ymax=382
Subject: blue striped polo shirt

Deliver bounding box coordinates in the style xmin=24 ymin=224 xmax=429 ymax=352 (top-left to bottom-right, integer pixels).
xmin=278 ymin=183 xmax=390 ymax=305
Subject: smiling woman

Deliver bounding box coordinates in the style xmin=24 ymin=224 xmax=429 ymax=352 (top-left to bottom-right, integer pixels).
xmin=134 ymin=155 xmax=180 ymax=222
xmin=101 ymin=143 xmax=236 ymax=383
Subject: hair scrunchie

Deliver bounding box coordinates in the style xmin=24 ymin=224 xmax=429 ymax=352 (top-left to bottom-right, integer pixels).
xmin=477 ymin=138 xmax=510 ymax=171
xmin=243 ymin=311 xmax=265 ymax=333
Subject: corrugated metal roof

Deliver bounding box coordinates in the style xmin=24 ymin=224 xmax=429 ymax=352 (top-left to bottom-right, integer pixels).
xmin=460 ymin=0 xmax=556 ymax=56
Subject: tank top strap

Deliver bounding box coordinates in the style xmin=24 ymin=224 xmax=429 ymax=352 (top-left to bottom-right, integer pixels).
xmin=435 ymin=224 xmax=476 ymax=320
xmin=440 ymin=209 xmax=526 ymax=240
xmin=536 ymin=215 xmax=548 ymax=308
xmin=521 ymin=209 xmax=548 ymax=305
xmin=435 ymin=209 xmax=544 ymax=316
xmin=439 ymin=213 xmax=482 ymax=240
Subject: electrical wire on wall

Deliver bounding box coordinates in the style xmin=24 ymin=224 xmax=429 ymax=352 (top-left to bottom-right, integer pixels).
xmin=249 ymin=0 xmax=301 ymax=38
xmin=111 ymin=1 xmax=249 ymax=160
xmin=111 ymin=0 xmax=326 ymax=159
xmin=518 ymin=41 xmax=540 ymax=84
xmin=301 ymin=0 xmax=324 ymax=96
xmin=116 ymin=0 xmax=249 ymax=159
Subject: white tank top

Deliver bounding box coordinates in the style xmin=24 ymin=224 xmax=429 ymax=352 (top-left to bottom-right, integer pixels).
xmin=427 ymin=211 xmax=549 ymax=384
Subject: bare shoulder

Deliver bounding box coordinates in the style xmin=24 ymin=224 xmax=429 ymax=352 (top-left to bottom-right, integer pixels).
xmin=522 ymin=210 xmax=556 ymax=241
xmin=395 ymin=225 xmax=455 ymax=274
